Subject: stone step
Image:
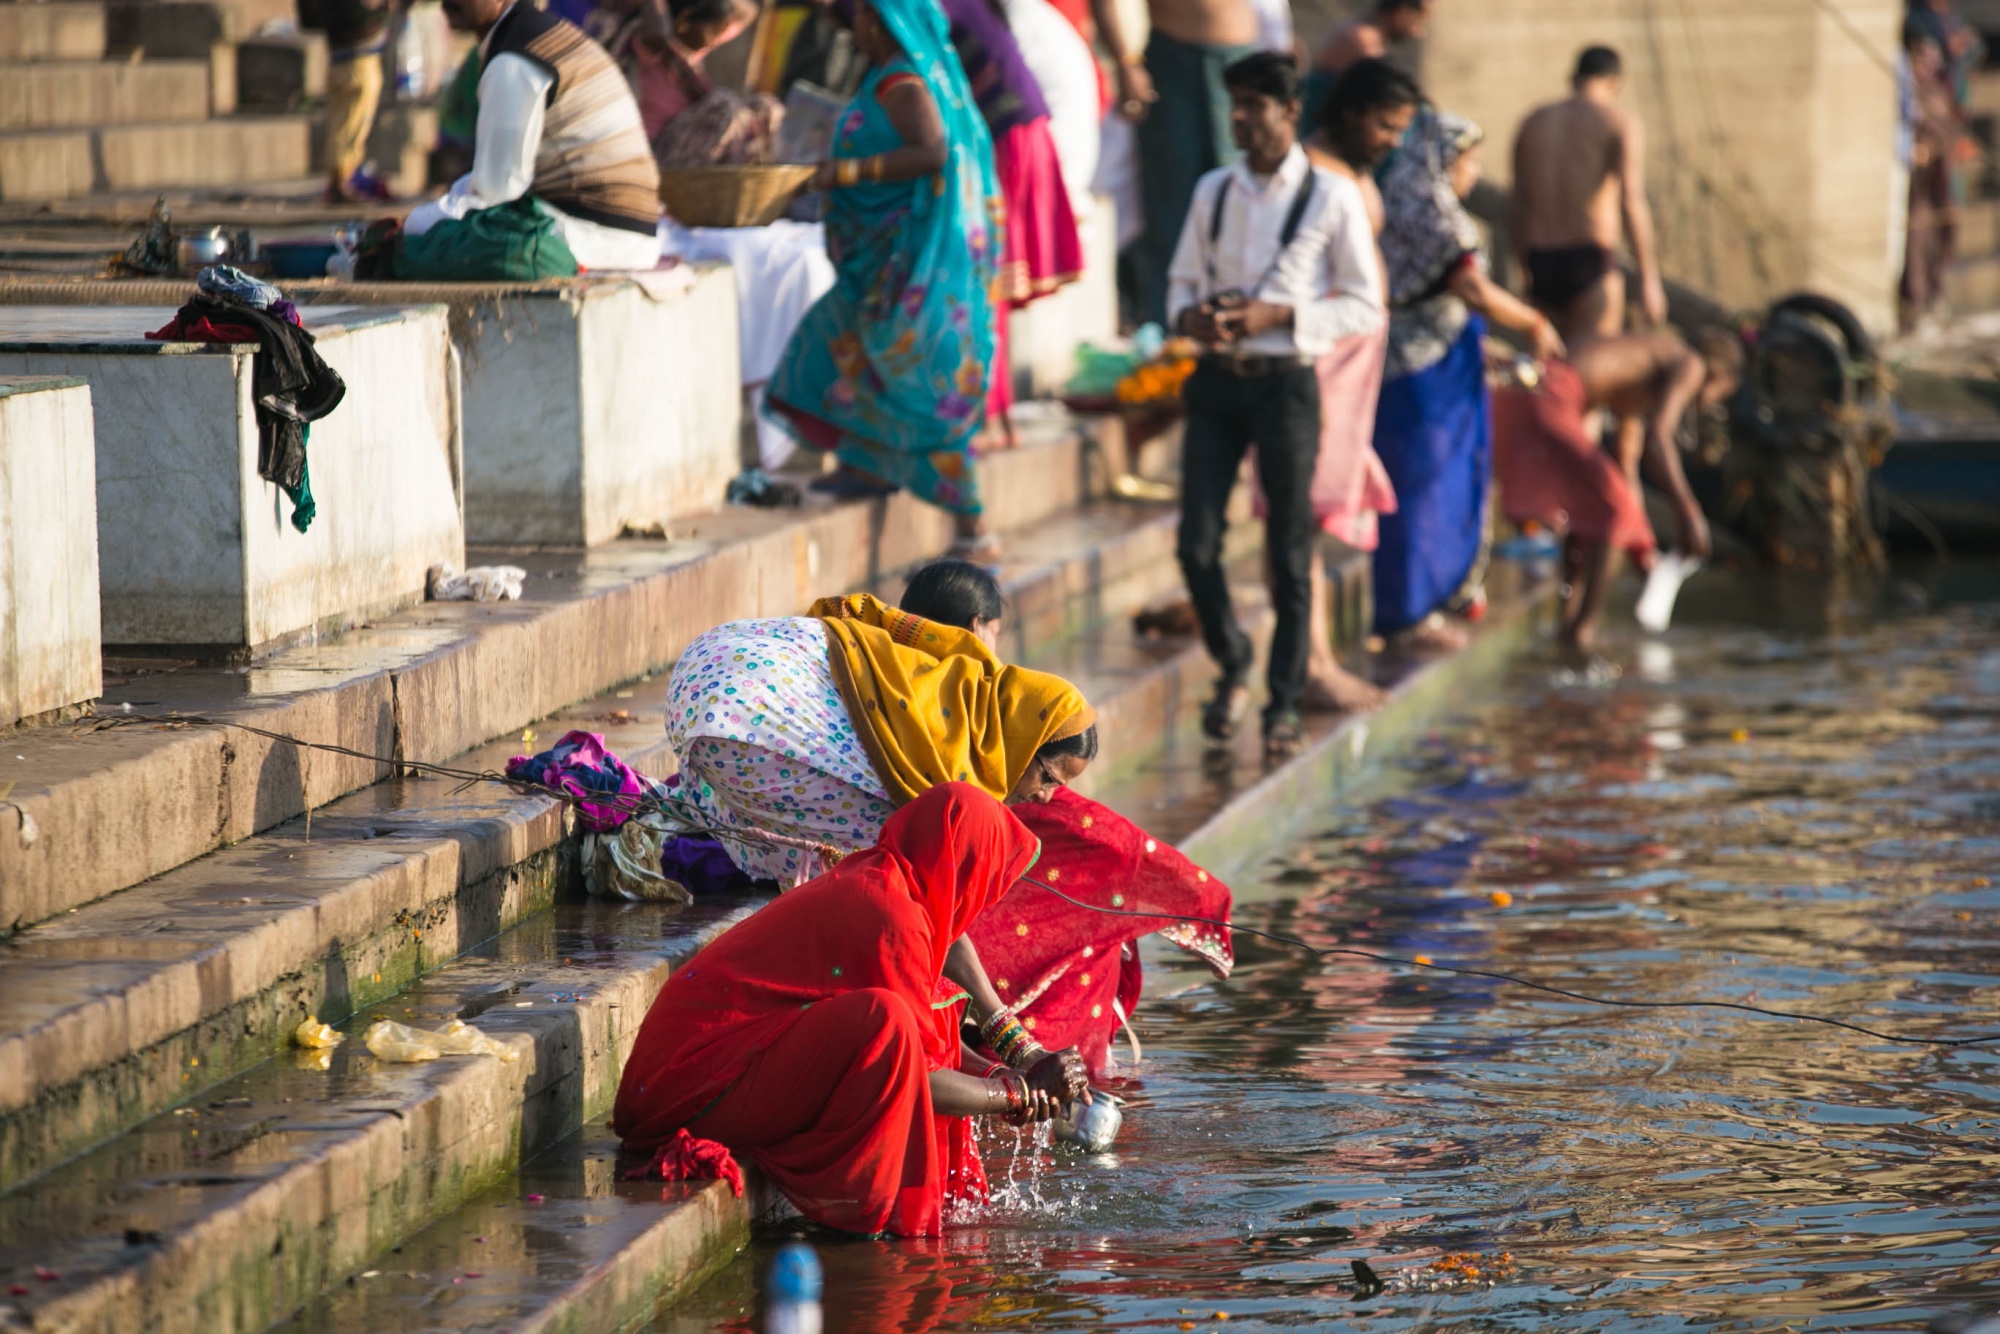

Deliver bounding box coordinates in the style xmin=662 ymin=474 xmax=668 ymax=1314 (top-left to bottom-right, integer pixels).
xmin=0 ymin=59 xmax=212 ymax=130
xmin=1958 ymin=197 xmax=2000 ymax=259
xmin=0 ymin=425 xmax=1132 ymax=937
xmin=235 ymin=31 xmax=328 ymax=111
xmin=0 ymin=500 xmax=1266 ymax=1334
xmin=0 ymin=494 xmax=1195 ymax=1191
xmin=1948 ymin=250 xmax=2000 ymax=313
xmin=0 ymin=116 xmax=314 ymax=201
xmin=0 ymin=4 xmax=108 ymax=62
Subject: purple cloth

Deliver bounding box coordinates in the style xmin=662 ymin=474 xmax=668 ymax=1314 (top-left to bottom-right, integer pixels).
xmin=661 ymin=835 xmax=752 ymax=894
xmin=939 ymin=0 xmax=1048 ymax=134
xmin=506 ymin=729 xmax=663 ymax=832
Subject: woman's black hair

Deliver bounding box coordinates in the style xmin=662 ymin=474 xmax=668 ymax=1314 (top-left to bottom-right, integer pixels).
xmin=668 ymin=0 xmax=737 ymax=25
xmin=1035 ymin=724 xmax=1099 ymax=766
xmin=1314 ymin=56 xmax=1422 ymax=139
xmin=900 ymin=558 xmax=1004 ymax=629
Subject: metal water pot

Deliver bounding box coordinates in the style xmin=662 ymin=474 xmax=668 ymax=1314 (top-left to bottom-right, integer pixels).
xmin=1052 ymin=1092 xmax=1123 ymax=1153
xmin=175 ymin=227 xmax=229 ymax=273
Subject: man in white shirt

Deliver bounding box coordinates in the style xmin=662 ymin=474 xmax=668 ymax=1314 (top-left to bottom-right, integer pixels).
xmin=407 ymin=0 xmax=662 ymax=272
xmin=1167 ymin=51 xmax=1384 ymax=758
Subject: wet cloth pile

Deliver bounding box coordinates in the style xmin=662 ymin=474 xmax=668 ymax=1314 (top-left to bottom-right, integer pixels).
xmin=505 ymin=730 xmax=751 ymax=902
xmin=146 ymin=266 xmax=345 ymax=532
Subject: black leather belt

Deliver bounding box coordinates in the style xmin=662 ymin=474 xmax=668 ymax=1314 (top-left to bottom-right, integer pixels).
xmin=1201 ymin=352 xmax=1313 ymax=378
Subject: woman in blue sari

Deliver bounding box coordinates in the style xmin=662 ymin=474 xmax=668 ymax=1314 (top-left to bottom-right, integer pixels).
xmin=767 ymin=0 xmax=1003 ymax=554
xmin=1371 ymin=105 xmax=1561 ymax=648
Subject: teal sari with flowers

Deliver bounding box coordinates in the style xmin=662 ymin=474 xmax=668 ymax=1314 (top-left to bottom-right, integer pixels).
xmin=766 ymin=0 xmax=1000 ymax=516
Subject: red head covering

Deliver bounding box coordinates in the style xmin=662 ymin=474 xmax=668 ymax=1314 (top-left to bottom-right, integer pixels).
xmin=612 ymin=783 xmax=1038 ymax=1232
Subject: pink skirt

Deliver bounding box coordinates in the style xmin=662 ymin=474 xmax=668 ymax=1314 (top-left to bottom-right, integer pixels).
xmin=1253 ymin=327 xmax=1397 ymax=549
xmin=994 ymin=116 xmax=1084 ymax=308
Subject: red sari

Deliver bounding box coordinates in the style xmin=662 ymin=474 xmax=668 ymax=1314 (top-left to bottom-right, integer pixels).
xmin=611 ymin=783 xmax=1039 ymax=1237
xmin=969 ymin=788 xmax=1234 ymax=1078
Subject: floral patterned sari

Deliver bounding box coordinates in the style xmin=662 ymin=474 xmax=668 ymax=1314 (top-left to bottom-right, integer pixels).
xmin=766 ymin=0 xmax=1001 ymax=516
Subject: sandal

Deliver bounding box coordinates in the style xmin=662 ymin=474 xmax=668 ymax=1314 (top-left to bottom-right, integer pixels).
xmin=1263 ymin=712 xmax=1306 ymax=760
xmin=1201 ymin=681 xmax=1250 ymax=741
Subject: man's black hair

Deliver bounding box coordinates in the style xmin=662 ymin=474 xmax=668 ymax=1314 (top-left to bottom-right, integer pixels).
xmin=1314 ymin=56 xmax=1421 ymax=139
xmin=1573 ymin=45 xmax=1622 ymax=82
xmin=669 ymin=0 xmax=738 ymax=24
xmin=1376 ymin=0 xmax=1427 ymax=12
xmin=1223 ymin=49 xmax=1302 ymax=105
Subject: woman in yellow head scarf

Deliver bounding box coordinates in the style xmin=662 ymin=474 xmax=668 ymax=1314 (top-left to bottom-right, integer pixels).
xmin=662 ymin=594 xmax=1097 ymax=888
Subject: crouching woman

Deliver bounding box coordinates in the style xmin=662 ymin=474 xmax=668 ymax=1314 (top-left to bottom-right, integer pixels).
xmin=611 ymin=782 xmax=1088 ymax=1236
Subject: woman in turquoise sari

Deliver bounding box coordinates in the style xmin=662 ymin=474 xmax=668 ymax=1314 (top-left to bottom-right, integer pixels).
xmin=766 ymin=0 xmax=1003 ymax=554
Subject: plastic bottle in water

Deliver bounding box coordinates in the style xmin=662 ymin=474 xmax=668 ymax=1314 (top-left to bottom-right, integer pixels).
xmin=766 ymin=1242 xmax=823 ymax=1334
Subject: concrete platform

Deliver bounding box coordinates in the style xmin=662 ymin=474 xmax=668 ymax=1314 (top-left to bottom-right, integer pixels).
xmin=0 ymin=304 xmax=464 ymax=654
xmin=447 ymin=267 xmax=743 ymax=547
xmin=0 ymin=375 xmax=100 ymax=726
xmin=0 ymin=271 xmax=747 ymax=546
xmin=0 ymin=59 xmax=212 ymax=130
xmin=0 ymin=4 xmax=108 ymax=62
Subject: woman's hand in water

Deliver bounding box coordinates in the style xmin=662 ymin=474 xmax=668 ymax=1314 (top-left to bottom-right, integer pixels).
xmin=1025 ymin=1047 xmax=1091 ymax=1105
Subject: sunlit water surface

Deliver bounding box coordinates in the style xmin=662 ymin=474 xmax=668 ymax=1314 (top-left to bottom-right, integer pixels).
xmin=661 ymin=571 xmax=2000 ymax=1332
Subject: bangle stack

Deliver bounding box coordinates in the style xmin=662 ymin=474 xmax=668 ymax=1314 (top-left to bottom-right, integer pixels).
xmin=998 ymin=1074 xmax=1030 ymax=1125
xmin=980 ymin=1007 xmax=1040 ymax=1068
xmin=834 ymin=158 xmax=859 ymax=188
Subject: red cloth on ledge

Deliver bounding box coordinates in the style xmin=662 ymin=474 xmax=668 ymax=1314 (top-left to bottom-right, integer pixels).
xmin=621 ymin=1128 xmax=745 ymax=1197
xmin=972 ymin=787 xmax=1235 ymax=1078
xmin=611 ymin=783 xmax=1037 ymax=1237
xmin=1492 ymin=358 xmax=1656 ymax=563
xmin=144 ymin=315 xmax=263 ymax=343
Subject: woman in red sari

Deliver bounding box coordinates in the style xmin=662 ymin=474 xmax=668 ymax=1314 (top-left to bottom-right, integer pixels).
xmin=611 ymin=783 xmax=1088 ymax=1237
xmin=891 ymin=560 xmax=1237 ymax=1078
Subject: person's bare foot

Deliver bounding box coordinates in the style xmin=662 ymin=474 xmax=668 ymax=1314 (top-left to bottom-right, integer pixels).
xmin=1396 ymin=612 xmax=1470 ymax=655
xmin=1301 ymin=664 xmax=1387 ymax=712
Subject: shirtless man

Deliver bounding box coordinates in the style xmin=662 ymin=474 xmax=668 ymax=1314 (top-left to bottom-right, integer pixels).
xmin=1510 ymin=46 xmax=1665 ymax=343
xmin=1091 ymin=0 xmax=1262 ymax=325
xmin=1310 ymin=0 xmax=1430 ymax=79
xmin=1493 ymin=329 xmax=1739 ymax=652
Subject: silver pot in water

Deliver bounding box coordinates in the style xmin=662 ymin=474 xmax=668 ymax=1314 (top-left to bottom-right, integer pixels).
xmin=176 ymin=228 xmax=230 ymax=273
xmin=1051 ymin=1092 xmax=1122 ymax=1153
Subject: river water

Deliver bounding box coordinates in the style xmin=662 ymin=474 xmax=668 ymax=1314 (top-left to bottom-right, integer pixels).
xmin=662 ymin=569 xmax=2000 ymax=1332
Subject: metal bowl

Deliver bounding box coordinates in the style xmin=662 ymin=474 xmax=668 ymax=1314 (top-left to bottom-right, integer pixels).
xmin=175 ymin=229 xmax=230 ymax=273
xmin=1052 ymin=1093 xmax=1123 ymax=1153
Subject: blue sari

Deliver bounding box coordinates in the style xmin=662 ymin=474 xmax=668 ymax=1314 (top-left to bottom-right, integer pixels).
xmin=1370 ymin=107 xmax=1490 ymax=634
xmin=767 ymin=0 xmax=1001 ymax=516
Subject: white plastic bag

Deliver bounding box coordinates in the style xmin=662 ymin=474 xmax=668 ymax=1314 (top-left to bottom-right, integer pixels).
xmin=426 ymin=563 xmax=526 ymax=603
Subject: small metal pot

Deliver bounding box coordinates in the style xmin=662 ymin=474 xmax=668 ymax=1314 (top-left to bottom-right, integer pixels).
xmin=1052 ymin=1092 xmax=1123 ymax=1153
xmin=175 ymin=228 xmax=230 ymax=273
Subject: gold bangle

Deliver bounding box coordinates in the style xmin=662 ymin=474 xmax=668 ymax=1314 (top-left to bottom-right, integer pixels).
xmin=866 ymin=155 xmax=882 ymax=183
xmin=835 ymin=158 xmax=859 ymax=188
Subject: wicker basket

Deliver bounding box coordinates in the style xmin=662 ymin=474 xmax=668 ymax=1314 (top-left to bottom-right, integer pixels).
xmin=658 ymin=164 xmax=817 ymax=227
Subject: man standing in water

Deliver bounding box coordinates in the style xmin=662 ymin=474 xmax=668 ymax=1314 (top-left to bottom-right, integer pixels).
xmin=1510 ymin=46 xmax=1664 ymax=343
xmin=1167 ymin=53 xmax=1386 ymax=757
xmin=1091 ymin=0 xmax=1261 ymax=326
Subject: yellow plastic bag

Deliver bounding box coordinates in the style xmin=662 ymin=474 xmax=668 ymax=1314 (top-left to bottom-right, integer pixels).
xmin=430 ymin=1018 xmax=519 ymax=1063
xmin=294 ymin=1016 xmax=344 ymax=1050
xmin=364 ymin=1020 xmax=443 ymax=1062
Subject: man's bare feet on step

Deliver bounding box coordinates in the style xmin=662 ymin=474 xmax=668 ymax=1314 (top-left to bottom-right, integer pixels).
xmin=1301 ymin=664 xmax=1386 ymax=712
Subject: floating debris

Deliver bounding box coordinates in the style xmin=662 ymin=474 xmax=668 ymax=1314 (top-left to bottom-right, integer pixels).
xmin=1350 ymin=1258 xmax=1385 ymax=1300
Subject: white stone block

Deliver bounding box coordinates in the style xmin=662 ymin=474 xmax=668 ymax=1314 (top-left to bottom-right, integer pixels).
xmin=458 ymin=266 xmax=743 ymax=546
xmin=0 ymin=305 xmax=464 ymax=653
xmin=0 ymin=375 xmax=100 ymax=723
xmin=1009 ymin=197 xmax=1119 ymax=398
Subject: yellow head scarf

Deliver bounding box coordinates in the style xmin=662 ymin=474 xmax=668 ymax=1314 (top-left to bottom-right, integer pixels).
xmin=811 ymin=593 xmax=1096 ymax=806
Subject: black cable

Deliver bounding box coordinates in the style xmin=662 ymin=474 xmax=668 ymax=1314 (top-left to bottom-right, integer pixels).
xmin=1018 ymin=876 xmax=2000 ymax=1050
xmin=83 ymin=712 xmax=2000 ymax=1050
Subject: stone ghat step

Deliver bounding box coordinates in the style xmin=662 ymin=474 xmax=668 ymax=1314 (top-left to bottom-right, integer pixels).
xmin=285 ymin=1127 xmax=783 ymax=1334
xmin=271 ymin=556 xmax=1553 ymax=1334
xmin=0 ymin=6 xmax=108 ymax=62
xmin=0 ymin=425 xmax=1128 ymax=935
xmin=0 ymin=897 xmax=766 ymax=1334
xmin=0 ymin=498 xmax=1201 ymax=1191
xmin=0 ymin=537 xmax=1283 ymax=1334
xmin=0 ymin=116 xmax=312 ymax=203
xmin=0 ymin=60 xmax=212 ymax=131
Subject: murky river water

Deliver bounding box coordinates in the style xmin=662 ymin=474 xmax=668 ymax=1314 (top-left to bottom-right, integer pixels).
xmin=662 ymin=569 xmax=2000 ymax=1332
